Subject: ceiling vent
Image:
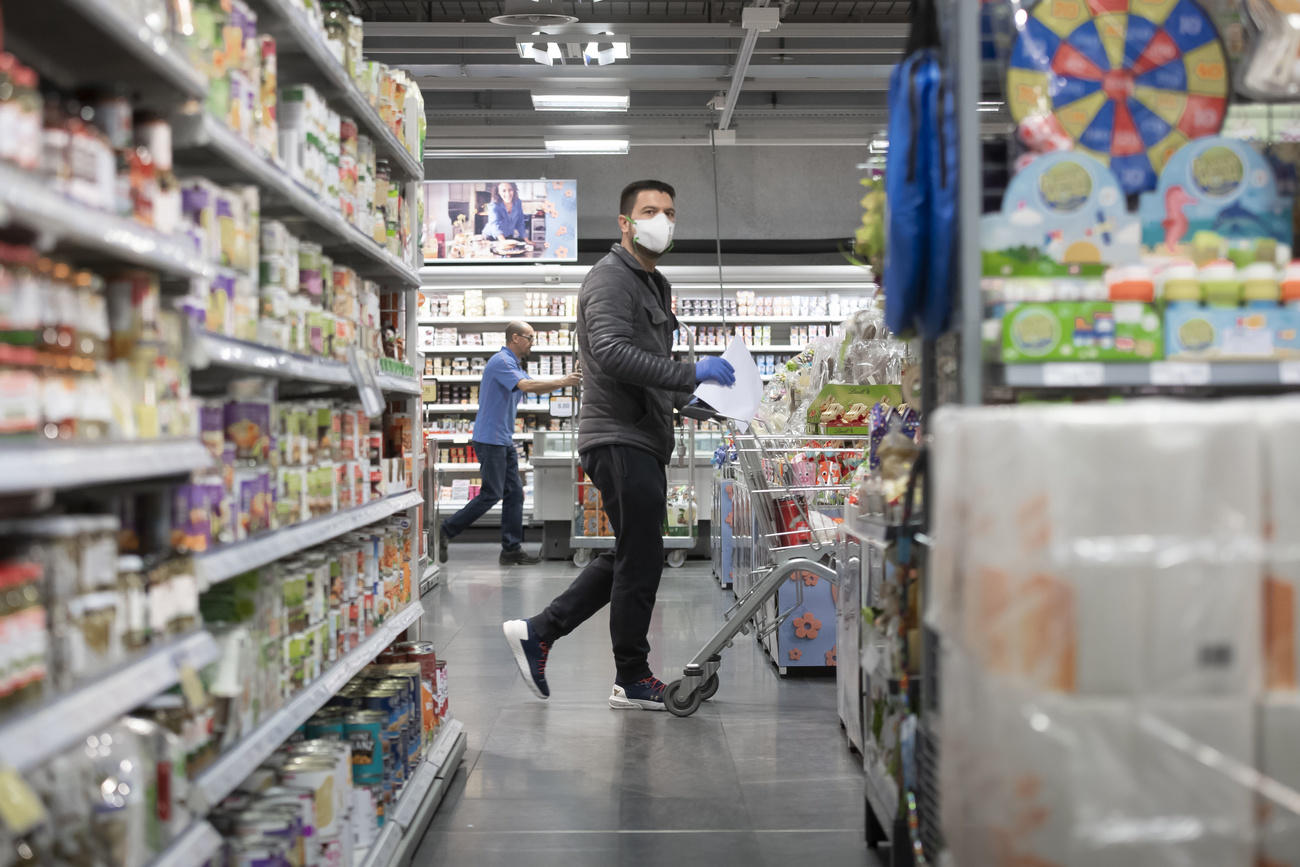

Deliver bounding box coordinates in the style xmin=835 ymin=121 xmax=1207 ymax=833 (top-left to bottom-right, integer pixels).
xmin=490 ymin=0 xmax=580 ymax=27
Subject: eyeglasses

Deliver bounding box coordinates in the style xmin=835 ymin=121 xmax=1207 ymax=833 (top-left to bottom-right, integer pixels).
xmin=520 ymin=334 xmax=536 ymax=343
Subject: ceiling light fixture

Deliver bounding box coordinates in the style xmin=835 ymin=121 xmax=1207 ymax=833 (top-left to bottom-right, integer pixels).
xmin=544 ymin=138 xmax=630 ymax=154
xmin=517 ymin=38 xmax=564 ymax=66
xmin=582 ymin=33 xmax=630 ymax=66
xmin=531 ymin=91 xmax=629 ymax=112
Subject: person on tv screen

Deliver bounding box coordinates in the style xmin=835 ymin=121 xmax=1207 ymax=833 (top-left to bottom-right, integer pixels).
xmin=482 ymin=181 xmax=529 ymax=241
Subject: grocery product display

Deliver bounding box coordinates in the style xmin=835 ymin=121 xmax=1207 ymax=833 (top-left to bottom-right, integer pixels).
xmin=0 ymin=3 xmax=469 ymax=865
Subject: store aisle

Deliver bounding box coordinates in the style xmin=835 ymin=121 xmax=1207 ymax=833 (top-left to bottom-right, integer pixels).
xmin=411 ymin=544 xmax=883 ymax=867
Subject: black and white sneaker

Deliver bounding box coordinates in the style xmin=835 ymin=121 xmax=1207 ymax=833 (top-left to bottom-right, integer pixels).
xmin=502 ymin=619 xmax=550 ymax=699
xmin=609 ymin=676 xmax=667 ymax=711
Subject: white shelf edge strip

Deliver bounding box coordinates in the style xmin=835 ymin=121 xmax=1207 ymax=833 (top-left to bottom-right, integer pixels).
xmin=149 ymin=819 xmax=223 ymax=867
xmin=418 ymin=316 xmax=847 ymax=325
xmin=377 ymin=374 xmax=422 ymax=395
xmin=0 ymin=630 xmax=220 ymax=773
xmin=0 ymin=163 xmax=212 ymax=280
xmin=198 ymin=331 xmax=419 ymax=394
xmin=192 ymin=600 xmax=424 ymax=808
xmin=0 ymin=439 xmax=211 ymax=494
xmin=196 ymin=490 xmax=424 ymax=585
xmin=65 ymin=0 xmax=208 ymax=97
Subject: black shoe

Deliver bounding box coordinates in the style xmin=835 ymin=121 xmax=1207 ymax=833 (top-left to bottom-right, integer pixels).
xmin=438 ymin=532 xmax=448 ymax=564
xmin=502 ymin=619 xmax=550 ymax=698
xmin=499 ymin=549 xmax=542 ymax=565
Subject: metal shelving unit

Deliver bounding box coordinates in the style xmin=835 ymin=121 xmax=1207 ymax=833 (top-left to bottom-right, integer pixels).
xmin=190 ymin=600 xmax=425 ymax=811
xmin=424 ymin=403 xmax=551 ymax=413
xmin=246 ymin=0 xmax=422 ymax=181
xmin=994 ymin=361 xmax=1300 ymax=389
xmin=0 ymin=439 xmax=212 ymax=494
xmin=0 ymin=631 xmax=220 ymax=773
xmin=0 ymin=162 xmax=214 ymax=281
xmin=171 ymin=112 xmax=420 ymax=288
xmin=196 ymin=489 xmax=424 ymax=587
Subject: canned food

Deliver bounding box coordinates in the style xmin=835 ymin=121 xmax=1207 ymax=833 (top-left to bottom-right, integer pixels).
xmin=304 ymin=710 xmax=346 ymax=741
xmin=280 ymin=756 xmax=342 ymax=838
xmin=344 ymin=710 xmax=386 ymax=783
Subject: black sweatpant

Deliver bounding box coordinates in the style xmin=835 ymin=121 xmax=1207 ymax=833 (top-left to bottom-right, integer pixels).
xmin=530 ymin=444 xmax=666 ymax=684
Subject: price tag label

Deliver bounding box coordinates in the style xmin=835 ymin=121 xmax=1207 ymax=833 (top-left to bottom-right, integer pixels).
xmin=0 ymin=766 xmax=45 ymax=834
xmin=1150 ymin=362 xmax=1211 ymax=386
xmin=550 ymin=396 xmax=574 ymax=419
xmin=1280 ymin=362 xmax=1300 ymax=385
xmin=1040 ymin=363 xmax=1105 ymax=388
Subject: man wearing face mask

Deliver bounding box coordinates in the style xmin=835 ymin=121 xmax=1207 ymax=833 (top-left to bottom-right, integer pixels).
xmin=502 ymin=180 xmax=736 ymax=711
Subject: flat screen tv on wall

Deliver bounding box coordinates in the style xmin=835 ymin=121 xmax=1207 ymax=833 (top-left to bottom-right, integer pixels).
xmin=423 ymin=179 xmax=578 ymax=262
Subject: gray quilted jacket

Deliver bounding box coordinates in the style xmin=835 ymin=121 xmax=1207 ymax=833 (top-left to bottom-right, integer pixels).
xmin=577 ymin=244 xmax=696 ymax=463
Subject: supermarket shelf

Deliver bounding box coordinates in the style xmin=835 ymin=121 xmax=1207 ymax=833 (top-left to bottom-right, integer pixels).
xmin=425 ymin=403 xmax=552 ymax=413
xmin=0 ymin=162 xmax=212 ymax=281
xmin=378 ymin=373 xmax=422 ymax=395
xmin=438 ymin=501 xmax=533 ymax=512
xmin=2 ymin=0 xmax=207 ymax=103
xmin=421 ymin=315 xmax=845 ymax=326
xmin=191 ymin=600 xmax=424 ymax=811
xmin=0 ymin=438 xmax=212 ymax=494
xmin=437 ymin=463 xmax=533 ymax=472
xmin=171 ymin=113 xmax=419 ymax=288
xmin=419 ymin=316 xmax=574 ymax=325
xmin=197 ymin=331 xmax=421 ymax=394
xmin=429 ymin=432 xmax=535 ymax=443
xmin=674 ymin=344 xmax=802 ymax=353
xmin=358 ymin=721 xmax=465 ymax=867
xmin=250 ymin=0 xmax=422 ymax=181
xmin=0 ymin=630 xmax=220 ymax=773
xmin=994 ymin=361 xmax=1300 ymax=389
xmin=678 ymin=315 xmax=846 ymax=324
xmin=150 ymin=820 xmax=223 ymax=867
xmin=424 ymin=374 xmax=484 ymax=383
xmin=422 ymin=345 xmax=573 ymax=353
xmin=196 ymin=490 xmax=424 ymax=586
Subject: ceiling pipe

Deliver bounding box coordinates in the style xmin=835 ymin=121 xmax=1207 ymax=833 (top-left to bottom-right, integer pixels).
xmin=719 ymin=5 xmax=781 ymax=132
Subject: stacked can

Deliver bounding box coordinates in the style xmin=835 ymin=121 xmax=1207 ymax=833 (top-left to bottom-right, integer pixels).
xmin=391 ymin=641 xmax=438 ymax=747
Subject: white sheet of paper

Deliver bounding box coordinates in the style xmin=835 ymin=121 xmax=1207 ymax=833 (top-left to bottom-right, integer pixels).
xmin=692 ymin=336 xmax=763 ymax=422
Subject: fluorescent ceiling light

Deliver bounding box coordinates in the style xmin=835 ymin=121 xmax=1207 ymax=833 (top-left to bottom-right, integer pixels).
xmin=545 ymin=138 xmax=630 ymax=154
xmin=531 ymin=91 xmax=629 ymax=112
xmin=517 ymin=40 xmax=563 ymax=66
xmin=582 ymin=33 xmax=630 ymax=65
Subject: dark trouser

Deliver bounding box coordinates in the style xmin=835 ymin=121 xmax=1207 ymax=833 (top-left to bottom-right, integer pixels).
xmin=530 ymin=445 xmax=666 ymax=684
xmin=441 ymin=442 xmax=524 ymax=552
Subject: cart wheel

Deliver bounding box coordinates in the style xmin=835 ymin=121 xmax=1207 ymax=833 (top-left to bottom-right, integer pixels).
xmin=666 ymin=550 xmax=687 ymax=568
xmin=700 ymin=673 xmax=720 ymax=701
xmin=572 ymin=548 xmax=592 ymax=568
xmin=664 ymin=679 xmax=703 ymax=717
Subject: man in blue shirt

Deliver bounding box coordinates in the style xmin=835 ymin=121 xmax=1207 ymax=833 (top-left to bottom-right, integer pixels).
xmin=439 ymin=321 xmax=580 ymax=565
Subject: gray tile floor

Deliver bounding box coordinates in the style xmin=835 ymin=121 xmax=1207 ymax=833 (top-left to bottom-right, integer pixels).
xmin=411 ymin=543 xmax=886 ymax=867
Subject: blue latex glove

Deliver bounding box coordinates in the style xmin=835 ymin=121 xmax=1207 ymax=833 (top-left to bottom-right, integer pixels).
xmin=695 ymin=357 xmax=736 ymax=386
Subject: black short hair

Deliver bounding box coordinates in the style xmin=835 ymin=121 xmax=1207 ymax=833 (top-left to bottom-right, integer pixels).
xmin=620 ymin=180 xmax=676 ymax=217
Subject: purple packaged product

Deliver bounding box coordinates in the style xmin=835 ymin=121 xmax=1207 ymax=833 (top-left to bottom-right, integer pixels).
xmin=172 ymin=484 xmax=213 ymax=552
xmin=201 ymin=481 xmax=227 ymax=545
xmin=180 ymin=182 xmax=211 ymax=224
xmin=225 ymin=401 xmax=271 ymax=462
xmin=200 ymin=403 xmax=224 ymax=460
xmin=222 ymin=442 xmax=236 ymax=493
xmin=237 ymin=469 xmax=271 ymax=540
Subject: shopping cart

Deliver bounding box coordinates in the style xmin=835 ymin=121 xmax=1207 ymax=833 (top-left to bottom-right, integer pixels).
xmin=664 ymin=403 xmax=858 ymax=717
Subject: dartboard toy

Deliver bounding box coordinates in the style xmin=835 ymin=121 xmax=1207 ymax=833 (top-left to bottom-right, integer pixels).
xmin=1007 ymin=0 xmax=1231 ymax=195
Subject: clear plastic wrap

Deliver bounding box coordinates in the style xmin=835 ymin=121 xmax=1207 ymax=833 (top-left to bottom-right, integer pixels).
xmin=930 ymin=399 xmax=1300 ymax=866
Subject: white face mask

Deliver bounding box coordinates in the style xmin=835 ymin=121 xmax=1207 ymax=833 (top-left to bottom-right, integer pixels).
xmin=630 ymin=212 xmax=675 ymax=255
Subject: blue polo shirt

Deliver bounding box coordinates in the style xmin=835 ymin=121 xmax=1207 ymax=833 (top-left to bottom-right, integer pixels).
xmin=474 ymin=347 xmax=530 ymax=446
